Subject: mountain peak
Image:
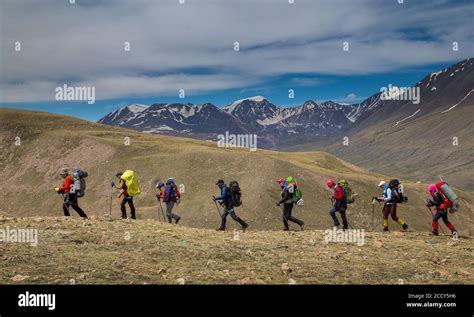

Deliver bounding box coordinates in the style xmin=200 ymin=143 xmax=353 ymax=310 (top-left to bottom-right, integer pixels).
xmin=126 ymin=104 xmax=148 ymax=113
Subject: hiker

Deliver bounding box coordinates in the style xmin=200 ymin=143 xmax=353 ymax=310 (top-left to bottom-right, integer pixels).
xmin=277 ymin=177 xmax=304 ymax=231
xmin=54 ymin=168 xmax=88 ymax=218
xmin=213 ymin=179 xmax=248 ymax=232
xmin=326 ymin=179 xmax=348 ymax=230
xmin=163 ymin=178 xmax=181 ymax=224
xmin=155 ymin=181 xmax=165 ymax=201
xmin=112 ymin=171 xmax=136 ymax=219
xmin=376 ymin=180 xmax=408 ymax=231
xmin=426 ymin=184 xmax=457 ymax=237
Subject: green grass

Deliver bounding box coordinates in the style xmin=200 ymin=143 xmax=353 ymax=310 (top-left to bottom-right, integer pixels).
xmin=0 ymin=216 xmax=472 ymax=285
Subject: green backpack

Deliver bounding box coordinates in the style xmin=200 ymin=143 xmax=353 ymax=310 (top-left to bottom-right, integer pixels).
xmin=286 ymin=176 xmax=302 ymax=203
xmin=337 ymin=179 xmax=354 ymax=204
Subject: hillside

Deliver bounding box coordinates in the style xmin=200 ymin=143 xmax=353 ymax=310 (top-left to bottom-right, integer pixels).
xmin=313 ymin=59 xmax=474 ymax=190
xmin=1 ymin=108 xmax=474 ymax=235
xmin=0 ymin=216 xmax=472 ymax=284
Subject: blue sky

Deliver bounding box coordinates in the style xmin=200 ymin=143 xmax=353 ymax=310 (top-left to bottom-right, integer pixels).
xmin=1 ymin=0 xmax=472 ymax=121
xmin=1 ymin=61 xmax=459 ymax=121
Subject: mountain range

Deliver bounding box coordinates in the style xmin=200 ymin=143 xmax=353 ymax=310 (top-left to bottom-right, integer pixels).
xmin=98 ymin=58 xmax=474 ymax=189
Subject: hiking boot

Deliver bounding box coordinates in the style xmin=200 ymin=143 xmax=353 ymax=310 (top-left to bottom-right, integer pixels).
xmin=300 ymin=222 xmax=305 ymax=231
xmin=131 ymin=216 xmax=136 ymax=220
xmin=216 ymin=228 xmax=225 ymax=231
xmin=242 ymin=223 xmax=249 ymax=232
xmin=451 ymin=230 xmax=458 ymax=238
xmin=383 ymin=226 xmax=389 ymax=232
xmin=432 ymin=231 xmax=439 ymax=236
xmin=175 ymin=217 xmax=181 ymax=225
xmin=402 ymin=223 xmax=408 ymax=231
xmin=283 ymin=228 xmax=290 ymax=231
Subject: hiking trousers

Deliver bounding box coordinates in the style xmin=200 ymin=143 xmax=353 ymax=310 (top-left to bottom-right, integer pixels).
xmin=329 ymin=203 xmax=348 ymax=229
xmin=382 ymin=203 xmax=399 ymax=221
xmin=218 ymin=207 xmax=247 ymax=230
xmin=63 ymin=193 xmax=88 ymax=218
xmin=282 ymin=203 xmax=303 ymax=230
xmin=121 ymin=196 xmax=136 ymax=219
xmin=165 ymin=201 xmax=181 ymax=223
xmin=432 ymin=209 xmax=455 ymax=233
xmin=382 ymin=203 xmax=406 ymax=228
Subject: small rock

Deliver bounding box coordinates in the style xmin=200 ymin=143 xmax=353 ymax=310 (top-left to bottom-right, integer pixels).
xmin=239 ymin=277 xmax=252 ymax=285
xmin=78 ymin=273 xmax=86 ymax=280
xmin=288 ymin=279 xmax=296 ymax=285
xmin=206 ymin=260 xmax=217 ymax=267
xmin=459 ymin=269 xmax=471 ymax=276
xmin=372 ymin=240 xmax=384 ymax=248
xmin=157 ymin=268 xmax=166 ymax=275
xmin=281 ymin=263 xmax=292 ymax=275
xmin=11 ymin=275 xmax=29 ymax=282
xmin=176 ymin=278 xmax=185 ymax=285
xmin=393 ymin=231 xmax=404 ymax=237
xmin=33 ymin=217 xmax=44 ymax=223
xmin=255 ymin=279 xmax=266 ymax=285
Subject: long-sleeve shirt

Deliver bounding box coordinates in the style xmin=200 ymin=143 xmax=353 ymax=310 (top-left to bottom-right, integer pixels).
xmin=427 ymin=192 xmax=448 ymax=210
xmin=215 ymin=185 xmax=231 ymax=206
xmin=278 ymin=188 xmax=293 ymax=205
xmin=382 ymin=186 xmax=393 ymax=204
xmin=332 ymin=186 xmax=344 ymax=201
xmin=58 ymin=176 xmax=73 ymax=193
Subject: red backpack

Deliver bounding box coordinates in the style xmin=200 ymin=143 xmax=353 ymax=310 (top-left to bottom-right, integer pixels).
xmin=435 ymin=182 xmax=453 ymax=209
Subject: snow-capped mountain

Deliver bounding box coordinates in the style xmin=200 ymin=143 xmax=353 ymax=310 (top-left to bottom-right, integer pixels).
xmin=98 ymin=96 xmax=354 ymax=148
xmin=100 ymin=102 xmax=245 ymax=136
xmin=98 ymin=59 xmax=473 ymax=150
xmin=98 ymin=104 xmax=149 ymax=125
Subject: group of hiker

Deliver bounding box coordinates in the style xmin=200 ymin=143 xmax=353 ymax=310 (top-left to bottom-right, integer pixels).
xmin=53 ymin=168 xmax=459 ymax=236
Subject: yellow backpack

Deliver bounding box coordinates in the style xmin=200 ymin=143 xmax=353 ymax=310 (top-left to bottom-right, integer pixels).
xmin=120 ymin=170 xmax=141 ymax=196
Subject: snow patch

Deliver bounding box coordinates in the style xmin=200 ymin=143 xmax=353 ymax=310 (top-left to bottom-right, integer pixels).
xmin=441 ymin=89 xmax=474 ymax=114
xmin=393 ymin=109 xmax=421 ymax=127
xmin=144 ymin=125 xmax=175 ymax=132
xmin=224 ymin=96 xmax=267 ymax=113
xmin=127 ymin=104 xmax=148 ymax=113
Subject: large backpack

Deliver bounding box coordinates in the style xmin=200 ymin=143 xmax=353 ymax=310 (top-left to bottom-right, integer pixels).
xmin=286 ymin=180 xmax=303 ymax=204
xmin=120 ymin=170 xmax=141 ymax=196
xmin=435 ymin=181 xmax=458 ymax=212
xmin=72 ymin=167 xmax=88 ymax=197
xmin=388 ymin=179 xmax=407 ymax=204
xmin=337 ymin=179 xmax=354 ymax=204
xmin=228 ymin=180 xmax=242 ymax=207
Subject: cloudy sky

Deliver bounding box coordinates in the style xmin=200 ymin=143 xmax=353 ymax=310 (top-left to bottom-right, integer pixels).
xmin=0 ymin=0 xmax=472 ymax=120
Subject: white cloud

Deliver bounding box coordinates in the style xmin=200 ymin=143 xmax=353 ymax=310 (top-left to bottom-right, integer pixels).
xmin=346 ymin=93 xmax=357 ymax=101
xmin=0 ymin=0 xmax=472 ymax=102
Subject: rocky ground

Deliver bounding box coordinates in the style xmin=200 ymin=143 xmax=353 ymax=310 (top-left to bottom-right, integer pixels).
xmin=0 ymin=216 xmax=472 ymax=285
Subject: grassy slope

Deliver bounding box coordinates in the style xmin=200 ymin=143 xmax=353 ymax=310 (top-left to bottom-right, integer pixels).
xmin=0 ymin=216 xmax=472 ymax=285
xmin=0 ymin=108 xmax=473 ymax=234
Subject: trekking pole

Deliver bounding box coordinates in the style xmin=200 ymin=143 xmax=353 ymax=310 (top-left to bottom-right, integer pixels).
xmin=213 ymin=200 xmax=222 ymax=218
xmin=109 ymin=184 xmax=114 ymax=220
xmin=371 ymin=197 xmax=378 ymax=231
xmin=59 ymin=193 xmax=69 ymax=213
xmin=158 ymin=200 xmax=166 ymax=222
xmin=425 ymin=205 xmax=446 ymax=235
